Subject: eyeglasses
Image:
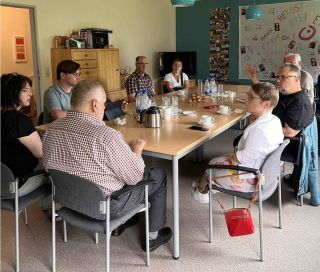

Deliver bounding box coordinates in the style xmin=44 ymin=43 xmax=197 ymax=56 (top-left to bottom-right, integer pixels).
xmin=136 ymin=62 xmax=149 ymax=65
xmin=275 ymin=75 xmax=298 ymax=80
xmin=246 ymin=92 xmax=262 ymax=101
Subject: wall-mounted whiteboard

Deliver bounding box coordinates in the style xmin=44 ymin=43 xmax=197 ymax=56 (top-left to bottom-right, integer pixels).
xmin=239 ymin=1 xmax=320 ymax=81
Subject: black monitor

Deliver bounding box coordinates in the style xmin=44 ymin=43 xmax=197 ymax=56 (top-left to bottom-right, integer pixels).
xmin=159 ymin=51 xmax=196 ymax=78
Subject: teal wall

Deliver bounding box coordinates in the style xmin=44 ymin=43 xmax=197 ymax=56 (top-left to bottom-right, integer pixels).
xmin=176 ymin=0 xmax=310 ymax=84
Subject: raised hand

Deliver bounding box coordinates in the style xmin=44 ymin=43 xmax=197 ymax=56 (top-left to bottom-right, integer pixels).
xmin=245 ymin=64 xmax=259 ymax=84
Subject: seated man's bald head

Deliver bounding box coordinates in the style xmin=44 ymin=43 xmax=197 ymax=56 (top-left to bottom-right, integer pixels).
xmin=71 ymin=80 xmax=104 ymax=109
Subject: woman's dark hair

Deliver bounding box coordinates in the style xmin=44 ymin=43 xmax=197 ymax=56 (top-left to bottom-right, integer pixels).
xmin=1 ymin=73 xmax=32 ymax=108
xmin=172 ymin=59 xmax=183 ymax=65
xmin=56 ymin=60 xmax=80 ymax=80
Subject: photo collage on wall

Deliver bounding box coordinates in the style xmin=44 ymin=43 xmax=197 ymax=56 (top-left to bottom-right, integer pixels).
xmin=209 ymin=7 xmax=230 ymax=82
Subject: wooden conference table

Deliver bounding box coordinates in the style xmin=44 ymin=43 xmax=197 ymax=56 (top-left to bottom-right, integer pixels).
xmin=36 ymin=84 xmax=251 ymax=259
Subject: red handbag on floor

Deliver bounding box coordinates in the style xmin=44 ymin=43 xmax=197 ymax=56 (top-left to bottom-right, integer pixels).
xmin=214 ymin=175 xmax=261 ymax=237
xmin=225 ymin=208 xmax=254 ymax=236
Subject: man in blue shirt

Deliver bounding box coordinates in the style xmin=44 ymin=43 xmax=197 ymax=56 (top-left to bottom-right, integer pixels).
xmin=43 ymin=60 xmax=81 ymax=123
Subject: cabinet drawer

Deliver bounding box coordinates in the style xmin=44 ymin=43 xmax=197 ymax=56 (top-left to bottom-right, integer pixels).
xmin=71 ymin=51 xmax=97 ymax=60
xmin=81 ymin=69 xmax=99 ymax=80
xmin=77 ymin=59 xmax=98 ymax=69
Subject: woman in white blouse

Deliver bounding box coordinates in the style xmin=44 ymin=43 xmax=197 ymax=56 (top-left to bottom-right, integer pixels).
xmin=163 ymin=59 xmax=189 ymax=93
xmin=192 ymin=82 xmax=284 ymax=203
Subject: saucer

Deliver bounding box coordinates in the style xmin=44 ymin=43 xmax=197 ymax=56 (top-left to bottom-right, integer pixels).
xmin=235 ymin=98 xmax=246 ymax=103
xmin=183 ymin=111 xmax=197 ymax=116
xmin=217 ymin=110 xmax=231 ymax=116
xmin=197 ymin=120 xmax=215 ymax=127
xmin=219 ymin=93 xmax=229 ymax=98
xmin=113 ymin=117 xmax=127 ymax=125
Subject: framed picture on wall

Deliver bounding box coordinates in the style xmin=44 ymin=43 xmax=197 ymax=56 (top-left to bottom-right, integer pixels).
xmin=14 ymin=36 xmax=27 ymax=62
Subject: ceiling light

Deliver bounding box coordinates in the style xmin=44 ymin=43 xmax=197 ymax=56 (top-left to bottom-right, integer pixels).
xmin=245 ymin=0 xmax=263 ymax=20
xmin=171 ymin=0 xmax=195 ymax=7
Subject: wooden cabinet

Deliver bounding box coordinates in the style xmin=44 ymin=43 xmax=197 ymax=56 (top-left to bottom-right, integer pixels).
xmin=51 ymin=48 xmax=126 ymax=101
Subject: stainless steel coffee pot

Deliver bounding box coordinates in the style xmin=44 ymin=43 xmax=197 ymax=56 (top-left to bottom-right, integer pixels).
xmin=140 ymin=106 xmax=162 ymax=128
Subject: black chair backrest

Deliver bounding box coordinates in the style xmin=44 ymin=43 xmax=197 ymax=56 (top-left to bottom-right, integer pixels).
xmin=1 ymin=163 xmax=15 ymax=199
xmin=37 ymin=112 xmax=44 ymax=126
xmin=259 ymin=139 xmax=290 ymax=201
xmin=48 ymin=169 xmax=106 ymax=220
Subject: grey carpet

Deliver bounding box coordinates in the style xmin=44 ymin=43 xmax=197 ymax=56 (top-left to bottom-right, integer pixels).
xmin=1 ymin=129 xmax=320 ymax=272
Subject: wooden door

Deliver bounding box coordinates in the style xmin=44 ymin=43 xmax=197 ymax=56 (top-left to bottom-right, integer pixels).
xmin=98 ymin=49 xmax=120 ymax=92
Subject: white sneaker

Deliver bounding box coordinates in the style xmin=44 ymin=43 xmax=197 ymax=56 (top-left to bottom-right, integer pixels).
xmin=191 ymin=181 xmax=199 ymax=189
xmin=191 ymin=188 xmax=209 ymax=204
xmin=192 ymin=181 xmax=220 ymax=195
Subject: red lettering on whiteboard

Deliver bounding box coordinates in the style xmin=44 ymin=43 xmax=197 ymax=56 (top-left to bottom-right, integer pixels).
xmin=313 ymin=15 xmax=320 ymax=24
xmin=298 ymin=25 xmax=316 ymax=40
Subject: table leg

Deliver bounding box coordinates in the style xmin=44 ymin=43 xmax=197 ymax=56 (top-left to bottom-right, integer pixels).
xmin=172 ymin=156 xmax=179 ymax=259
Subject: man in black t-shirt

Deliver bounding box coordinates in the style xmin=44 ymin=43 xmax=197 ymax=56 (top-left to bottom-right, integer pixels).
xmin=273 ymin=64 xmax=314 ymax=137
xmin=273 ymin=64 xmax=314 ymax=193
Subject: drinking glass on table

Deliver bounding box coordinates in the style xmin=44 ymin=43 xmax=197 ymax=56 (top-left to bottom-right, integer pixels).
xmin=172 ymin=96 xmax=179 ymax=115
xmin=162 ymin=96 xmax=170 ymax=107
xmin=197 ymin=79 xmax=203 ymax=95
xmin=218 ymin=84 xmax=224 ymax=94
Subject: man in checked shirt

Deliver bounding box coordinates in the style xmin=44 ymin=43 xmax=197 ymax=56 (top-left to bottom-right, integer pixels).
xmin=43 ymin=80 xmax=172 ymax=251
xmin=125 ymin=56 xmax=156 ymax=103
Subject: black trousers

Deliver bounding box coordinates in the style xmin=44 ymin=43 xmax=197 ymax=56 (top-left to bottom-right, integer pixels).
xmin=110 ymin=167 xmax=167 ymax=232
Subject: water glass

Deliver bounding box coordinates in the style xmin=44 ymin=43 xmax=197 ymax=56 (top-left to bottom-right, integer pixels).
xmin=162 ymin=97 xmax=170 ymax=107
xmin=218 ymin=84 xmax=224 ymax=94
xmin=172 ymin=96 xmax=179 ymax=115
xmin=197 ymin=79 xmax=203 ymax=95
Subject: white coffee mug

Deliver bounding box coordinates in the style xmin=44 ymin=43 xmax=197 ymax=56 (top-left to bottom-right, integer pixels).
xmin=178 ymin=89 xmax=185 ymax=96
xmin=201 ymin=115 xmax=214 ymax=125
xmin=219 ymin=105 xmax=230 ymax=114
xmin=162 ymin=106 xmax=172 ymax=120
xmin=227 ymin=91 xmax=236 ymax=98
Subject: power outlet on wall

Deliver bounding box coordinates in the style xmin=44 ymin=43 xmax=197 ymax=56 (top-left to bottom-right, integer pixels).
xmin=44 ymin=67 xmax=50 ymax=78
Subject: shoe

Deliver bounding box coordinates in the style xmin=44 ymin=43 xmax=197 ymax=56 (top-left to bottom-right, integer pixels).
xmin=191 ymin=187 xmax=209 ymax=204
xmin=141 ymin=227 xmax=172 ymax=252
xmin=111 ymin=215 xmax=138 ymax=236
xmin=48 ymin=213 xmax=62 ymax=222
xmin=283 ymin=174 xmax=293 ymax=187
xmin=192 ymin=181 xmax=219 ymax=195
xmin=192 ymin=181 xmax=199 ymax=189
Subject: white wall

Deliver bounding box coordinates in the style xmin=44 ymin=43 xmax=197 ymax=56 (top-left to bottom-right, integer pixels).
xmin=0 ymin=6 xmax=34 ymax=76
xmin=1 ymin=0 xmax=176 ymax=93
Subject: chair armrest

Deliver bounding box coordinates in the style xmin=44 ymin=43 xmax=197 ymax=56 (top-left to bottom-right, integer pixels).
xmin=284 ymin=135 xmax=305 ymax=164
xmin=206 ymin=164 xmax=260 ymax=176
xmin=19 ymin=169 xmax=47 ymax=184
xmin=111 ymin=179 xmax=156 ymax=200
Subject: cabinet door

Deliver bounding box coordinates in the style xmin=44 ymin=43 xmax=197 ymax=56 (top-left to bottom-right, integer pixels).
xmin=98 ymin=50 xmax=120 ymax=92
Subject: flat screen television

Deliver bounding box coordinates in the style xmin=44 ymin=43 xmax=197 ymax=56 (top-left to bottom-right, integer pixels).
xmin=159 ymin=51 xmax=196 ymax=78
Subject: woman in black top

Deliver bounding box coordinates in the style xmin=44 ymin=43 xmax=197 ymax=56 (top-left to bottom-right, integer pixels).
xmin=1 ymin=73 xmax=46 ymax=196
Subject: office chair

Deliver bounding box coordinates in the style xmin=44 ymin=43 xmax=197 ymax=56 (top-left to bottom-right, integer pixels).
xmin=1 ymin=163 xmax=51 ymax=272
xmin=37 ymin=112 xmax=44 ymax=125
xmin=48 ymin=169 xmax=155 ymax=272
xmin=206 ymin=139 xmax=290 ymax=262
